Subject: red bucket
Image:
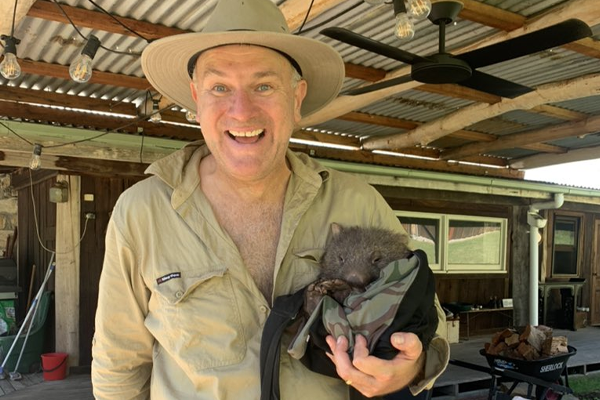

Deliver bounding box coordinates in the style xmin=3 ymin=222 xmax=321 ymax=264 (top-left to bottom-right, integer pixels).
xmin=41 ymin=352 xmax=68 ymax=381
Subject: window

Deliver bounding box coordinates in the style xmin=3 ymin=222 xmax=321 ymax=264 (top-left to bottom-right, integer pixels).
xmin=552 ymin=215 xmax=580 ymax=276
xmin=396 ymin=211 xmax=507 ymax=274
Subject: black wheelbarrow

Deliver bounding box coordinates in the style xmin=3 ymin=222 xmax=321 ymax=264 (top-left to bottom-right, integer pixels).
xmin=449 ymin=345 xmax=577 ymax=400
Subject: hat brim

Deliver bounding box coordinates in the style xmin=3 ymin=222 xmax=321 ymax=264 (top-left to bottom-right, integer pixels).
xmin=141 ymin=31 xmax=345 ymax=118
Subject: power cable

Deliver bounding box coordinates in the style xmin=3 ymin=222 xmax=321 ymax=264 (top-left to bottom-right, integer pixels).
xmin=52 ymin=0 xmax=142 ymax=56
xmin=87 ymin=0 xmax=152 ymax=43
xmin=294 ymin=1 xmax=364 ymax=35
xmin=295 ymin=0 xmax=315 ymax=34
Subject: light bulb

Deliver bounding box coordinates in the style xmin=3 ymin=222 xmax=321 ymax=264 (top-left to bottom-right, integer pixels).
xmin=407 ymin=0 xmax=431 ymax=20
xmin=364 ymin=0 xmax=385 ymax=5
xmin=185 ymin=110 xmax=196 ymax=123
xmin=149 ymin=101 xmax=162 ymax=123
xmin=0 ymin=36 xmax=21 ymax=80
xmin=394 ymin=12 xmax=415 ymax=40
xmin=69 ymin=54 xmax=93 ymax=83
xmin=30 ymin=144 xmax=43 ymax=170
xmin=69 ymin=35 xmax=101 ymax=83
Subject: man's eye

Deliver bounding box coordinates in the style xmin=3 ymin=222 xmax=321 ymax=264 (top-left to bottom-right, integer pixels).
xmin=257 ymin=84 xmax=272 ymax=92
xmin=212 ymin=85 xmax=228 ymax=93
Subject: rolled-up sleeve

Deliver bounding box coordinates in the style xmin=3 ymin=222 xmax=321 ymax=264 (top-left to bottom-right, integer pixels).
xmin=92 ymin=216 xmax=154 ymax=400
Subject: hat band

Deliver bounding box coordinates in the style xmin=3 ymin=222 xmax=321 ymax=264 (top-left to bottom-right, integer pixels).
xmin=187 ymin=44 xmax=303 ymax=79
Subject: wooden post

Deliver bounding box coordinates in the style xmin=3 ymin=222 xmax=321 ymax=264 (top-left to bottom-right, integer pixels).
xmin=55 ymin=175 xmax=81 ymax=370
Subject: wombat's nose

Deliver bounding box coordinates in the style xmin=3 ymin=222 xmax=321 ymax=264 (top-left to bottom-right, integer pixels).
xmin=345 ymin=273 xmax=371 ymax=289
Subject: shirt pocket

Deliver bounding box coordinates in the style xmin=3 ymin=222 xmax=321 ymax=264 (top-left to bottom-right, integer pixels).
xmin=289 ymin=248 xmax=324 ymax=292
xmin=151 ymin=267 xmax=247 ymax=371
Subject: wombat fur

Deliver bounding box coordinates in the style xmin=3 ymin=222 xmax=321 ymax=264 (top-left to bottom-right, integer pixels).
xmin=303 ymin=223 xmax=411 ymax=314
xmin=320 ymin=223 xmax=411 ymax=289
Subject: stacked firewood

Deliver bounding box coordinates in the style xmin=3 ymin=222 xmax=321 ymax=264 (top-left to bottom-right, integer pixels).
xmin=484 ymin=325 xmax=569 ymax=361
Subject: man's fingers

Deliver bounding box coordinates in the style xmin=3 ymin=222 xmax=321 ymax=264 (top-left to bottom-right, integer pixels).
xmin=391 ymin=332 xmax=422 ymax=360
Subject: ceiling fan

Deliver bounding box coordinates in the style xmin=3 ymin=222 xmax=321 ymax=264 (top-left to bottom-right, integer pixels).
xmin=321 ymin=0 xmax=593 ymax=98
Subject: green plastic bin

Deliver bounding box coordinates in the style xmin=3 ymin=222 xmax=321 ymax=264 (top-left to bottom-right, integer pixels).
xmin=0 ymin=291 xmax=51 ymax=373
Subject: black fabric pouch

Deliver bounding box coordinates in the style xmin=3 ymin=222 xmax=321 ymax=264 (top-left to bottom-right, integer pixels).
xmin=260 ymin=250 xmax=438 ymax=400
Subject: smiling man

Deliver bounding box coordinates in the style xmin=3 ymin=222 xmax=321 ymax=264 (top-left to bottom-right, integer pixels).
xmin=91 ymin=0 xmax=449 ymax=399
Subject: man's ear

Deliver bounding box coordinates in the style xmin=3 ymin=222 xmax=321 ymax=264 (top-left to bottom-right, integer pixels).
xmin=190 ymin=80 xmax=199 ymax=102
xmin=293 ymin=79 xmax=308 ymax=123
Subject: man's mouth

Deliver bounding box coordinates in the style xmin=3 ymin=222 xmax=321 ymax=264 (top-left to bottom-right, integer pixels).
xmin=227 ymin=129 xmax=265 ymax=144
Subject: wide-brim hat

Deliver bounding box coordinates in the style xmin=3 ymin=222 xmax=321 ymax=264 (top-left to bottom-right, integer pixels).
xmin=141 ymin=0 xmax=345 ymax=118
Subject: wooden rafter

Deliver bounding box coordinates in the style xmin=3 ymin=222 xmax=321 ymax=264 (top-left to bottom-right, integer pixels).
xmin=362 ymin=73 xmax=600 ymax=151
xmin=442 ymin=114 xmax=600 ymax=160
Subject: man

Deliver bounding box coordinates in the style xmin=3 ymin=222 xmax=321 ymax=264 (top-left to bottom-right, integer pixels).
xmin=92 ymin=0 xmax=449 ymax=399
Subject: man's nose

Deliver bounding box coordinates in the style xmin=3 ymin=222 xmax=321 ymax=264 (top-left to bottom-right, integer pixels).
xmin=228 ymin=90 xmax=257 ymax=119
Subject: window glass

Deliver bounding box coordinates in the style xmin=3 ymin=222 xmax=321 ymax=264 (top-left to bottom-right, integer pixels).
xmin=552 ymin=216 xmax=579 ymax=275
xmin=398 ymin=216 xmax=439 ymax=265
xmin=448 ymin=219 xmax=501 ymax=265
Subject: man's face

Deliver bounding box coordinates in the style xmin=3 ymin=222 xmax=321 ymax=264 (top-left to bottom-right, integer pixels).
xmin=190 ymin=45 xmax=307 ymax=182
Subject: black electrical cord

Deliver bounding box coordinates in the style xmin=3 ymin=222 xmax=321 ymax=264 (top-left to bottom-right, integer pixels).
xmin=10 ymin=0 xmax=18 ymax=37
xmin=0 ymin=121 xmax=35 ymax=146
xmin=52 ymin=0 xmax=142 ymax=56
xmin=295 ymin=0 xmax=315 ymax=34
xmin=87 ymin=0 xmax=152 ymax=43
xmin=294 ymin=1 xmax=364 ymax=35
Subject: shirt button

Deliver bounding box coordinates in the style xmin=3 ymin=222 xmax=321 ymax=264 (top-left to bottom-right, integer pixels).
xmin=175 ymin=291 xmax=184 ymax=299
xmin=259 ymin=305 xmax=268 ymax=313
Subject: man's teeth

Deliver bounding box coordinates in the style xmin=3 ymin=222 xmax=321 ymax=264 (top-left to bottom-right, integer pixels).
xmin=229 ymin=129 xmax=264 ymax=137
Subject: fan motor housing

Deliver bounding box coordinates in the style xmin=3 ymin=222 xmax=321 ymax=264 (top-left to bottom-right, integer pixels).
xmin=411 ymin=54 xmax=472 ymax=84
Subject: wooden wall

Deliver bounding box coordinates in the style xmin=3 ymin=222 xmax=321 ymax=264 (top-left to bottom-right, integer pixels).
xmin=14 ymin=169 xmax=59 ymax=352
xmin=78 ymin=175 xmax=142 ymax=365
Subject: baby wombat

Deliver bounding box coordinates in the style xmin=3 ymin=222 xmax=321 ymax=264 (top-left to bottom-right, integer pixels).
xmin=303 ymin=223 xmax=411 ymax=314
xmin=320 ymin=223 xmax=411 ymax=289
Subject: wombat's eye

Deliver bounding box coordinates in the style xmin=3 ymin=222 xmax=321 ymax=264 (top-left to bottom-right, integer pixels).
xmin=373 ymin=257 xmax=381 ymax=264
xmin=338 ymin=255 xmax=344 ymax=264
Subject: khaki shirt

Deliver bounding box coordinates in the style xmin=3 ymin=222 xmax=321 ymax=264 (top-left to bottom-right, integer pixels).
xmin=92 ymin=143 xmax=449 ymax=400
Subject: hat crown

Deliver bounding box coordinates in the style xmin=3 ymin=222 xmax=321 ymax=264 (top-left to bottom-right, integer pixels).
xmin=204 ymin=0 xmax=290 ymax=34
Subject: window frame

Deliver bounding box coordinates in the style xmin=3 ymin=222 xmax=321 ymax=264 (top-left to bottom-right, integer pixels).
xmin=396 ymin=210 xmax=508 ymax=274
xmin=550 ymin=213 xmax=583 ymax=278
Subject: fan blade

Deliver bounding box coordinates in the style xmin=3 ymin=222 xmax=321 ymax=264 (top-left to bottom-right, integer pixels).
xmin=320 ymin=27 xmax=430 ymax=65
xmin=459 ymin=70 xmax=533 ymax=99
xmin=341 ymin=75 xmax=413 ymax=96
xmin=457 ymin=19 xmax=593 ymax=69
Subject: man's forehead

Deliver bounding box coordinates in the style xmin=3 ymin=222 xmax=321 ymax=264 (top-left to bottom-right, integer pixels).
xmin=190 ymin=44 xmax=302 ymax=78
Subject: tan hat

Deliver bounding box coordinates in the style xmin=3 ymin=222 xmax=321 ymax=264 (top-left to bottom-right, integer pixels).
xmin=141 ymin=0 xmax=345 ymax=117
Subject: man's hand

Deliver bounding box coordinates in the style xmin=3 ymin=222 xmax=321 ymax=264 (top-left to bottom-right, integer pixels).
xmin=325 ymin=332 xmax=425 ymax=398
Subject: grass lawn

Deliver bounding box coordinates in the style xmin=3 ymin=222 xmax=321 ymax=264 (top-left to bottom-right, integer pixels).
xmin=569 ymin=373 xmax=600 ymax=399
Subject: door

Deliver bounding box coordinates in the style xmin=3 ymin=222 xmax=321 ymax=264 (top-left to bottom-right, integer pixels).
xmin=592 ymin=220 xmax=600 ymax=325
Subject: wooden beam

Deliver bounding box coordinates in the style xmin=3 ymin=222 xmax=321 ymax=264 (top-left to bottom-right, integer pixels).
xmin=417 ymin=84 xmax=502 ymax=104
xmin=511 ymin=144 xmax=600 ymax=169
xmin=563 ymin=38 xmax=600 ymax=59
xmin=293 ymin=129 xmax=361 ymax=147
xmin=442 ymin=114 xmax=600 ymax=160
xmin=344 ymin=63 xmax=387 ymax=82
xmin=0 ymin=101 xmax=200 ymax=141
xmin=521 ymin=143 xmax=567 ymax=154
xmin=19 ymin=59 xmax=151 ymax=91
xmin=55 ymin=174 xmax=81 ymax=368
xmin=530 ymin=105 xmax=589 ymax=121
xmin=458 ymin=0 xmax=526 ymax=31
xmin=290 ymin=145 xmax=522 ymax=179
xmin=0 ymin=85 xmax=136 ymax=115
xmin=27 ymin=0 xmax=187 ymax=38
xmin=362 ymin=73 xmax=600 ymax=150
xmin=339 ymin=112 xmax=418 ymax=130
xmin=281 ymin=0 xmax=347 ymax=31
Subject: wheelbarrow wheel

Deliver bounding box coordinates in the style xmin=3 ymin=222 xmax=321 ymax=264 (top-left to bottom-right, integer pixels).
xmin=535 ymin=377 xmax=564 ymax=400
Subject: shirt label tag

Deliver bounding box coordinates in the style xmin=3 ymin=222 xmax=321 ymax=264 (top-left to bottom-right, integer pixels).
xmin=156 ymin=272 xmax=181 ymax=285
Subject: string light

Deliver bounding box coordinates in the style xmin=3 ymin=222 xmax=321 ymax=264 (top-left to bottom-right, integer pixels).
xmin=185 ymin=111 xmax=197 ymax=123
xmin=0 ymin=36 xmax=22 ymax=80
xmin=30 ymin=144 xmax=43 ymax=170
xmin=407 ymin=0 xmax=431 ymax=20
xmin=69 ymin=35 xmax=101 ymax=83
xmin=393 ymin=0 xmax=415 ymax=40
xmin=149 ymin=100 xmax=162 ymax=123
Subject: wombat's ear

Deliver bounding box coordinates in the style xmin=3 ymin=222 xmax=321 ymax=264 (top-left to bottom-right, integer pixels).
xmin=330 ymin=222 xmax=342 ymax=238
xmin=370 ymin=250 xmax=383 ymax=266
